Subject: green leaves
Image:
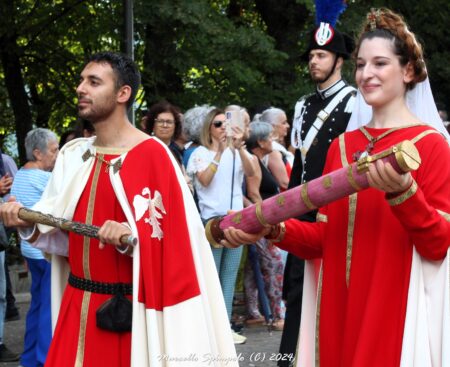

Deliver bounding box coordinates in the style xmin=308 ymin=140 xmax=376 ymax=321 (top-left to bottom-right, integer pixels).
xmin=0 ymin=0 xmax=448 ymax=163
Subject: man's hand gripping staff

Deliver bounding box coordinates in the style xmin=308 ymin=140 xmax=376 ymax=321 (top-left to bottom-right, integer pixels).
xmin=0 ymin=197 xmax=136 ymax=250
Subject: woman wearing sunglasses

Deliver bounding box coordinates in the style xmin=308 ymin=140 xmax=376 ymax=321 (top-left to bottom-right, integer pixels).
xmin=186 ymin=107 xmax=254 ymax=344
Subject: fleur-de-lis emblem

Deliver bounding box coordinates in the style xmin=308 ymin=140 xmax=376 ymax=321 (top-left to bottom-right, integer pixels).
xmin=133 ymin=187 xmax=166 ymax=240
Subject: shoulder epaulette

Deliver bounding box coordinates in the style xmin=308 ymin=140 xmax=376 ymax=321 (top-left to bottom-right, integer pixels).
xmin=344 ymin=91 xmax=356 ymax=113
xmin=296 ymin=92 xmax=315 ymax=104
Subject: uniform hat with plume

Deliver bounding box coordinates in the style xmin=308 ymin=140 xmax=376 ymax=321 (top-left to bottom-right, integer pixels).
xmin=303 ymin=0 xmax=354 ymax=60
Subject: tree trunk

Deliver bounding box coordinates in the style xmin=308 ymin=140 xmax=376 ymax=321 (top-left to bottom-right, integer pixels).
xmin=0 ymin=43 xmax=33 ymax=165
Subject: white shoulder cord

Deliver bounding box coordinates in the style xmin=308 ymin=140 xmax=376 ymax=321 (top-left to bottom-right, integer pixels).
xmin=291 ymin=98 xmax=307 ymax=149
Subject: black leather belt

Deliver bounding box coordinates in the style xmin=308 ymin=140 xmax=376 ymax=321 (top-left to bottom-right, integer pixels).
xmin=68 ymin=273 xmax=132 ymax=295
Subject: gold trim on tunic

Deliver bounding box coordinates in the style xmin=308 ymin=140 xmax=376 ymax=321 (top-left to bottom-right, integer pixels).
xmin=83 ymin=158 xmax=103 ymax=279
xmin=437 ymin=209 xmax=450 ymax=222
xmin=388 ymin=180 xmax=418 ymax=206
xmin=411 ymin=129 xmax=439 ymax=144
xmin=76 ymin=156 xmax=103 ymax=365
xmin=338 ymin=134 xmax=348 ymax=167
xmin=94 ymin=145 xmax=130 ymax=155
xmin=316 ymin=213 xmax=328 ymax=223
xmin=75 ymin=292 xmax=91 ymax=366
xmin=315 ymin=265 xmax=323 ymax=367
xmin=346 ymin=194 xmax=358 ymax=287
xmin=339 ymin=134 xmax=358 ymax=288
xmin=83 ymin=150 xmax=123 ymax=174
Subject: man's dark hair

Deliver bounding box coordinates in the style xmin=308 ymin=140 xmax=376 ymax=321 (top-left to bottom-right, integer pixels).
xmin=88 ymin=52 xmax=141 ymax=110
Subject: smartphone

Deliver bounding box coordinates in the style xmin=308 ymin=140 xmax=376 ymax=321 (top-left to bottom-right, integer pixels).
xmin=225 ymin=110 xmax=244 ymax=136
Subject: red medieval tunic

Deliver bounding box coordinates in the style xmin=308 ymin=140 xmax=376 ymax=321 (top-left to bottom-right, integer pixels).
xmin=278 ymin=125 xmax=450 ymax=367
xmin=46 ymin=148 xmax=133 ymax=366
xmin=42 ymin=139 xmax=234 ymax=367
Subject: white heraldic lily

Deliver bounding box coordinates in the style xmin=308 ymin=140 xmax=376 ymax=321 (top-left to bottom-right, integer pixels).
xmin=133 ymin=187 xmax=166 ymax=240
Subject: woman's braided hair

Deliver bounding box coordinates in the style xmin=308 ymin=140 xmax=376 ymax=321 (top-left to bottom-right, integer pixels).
xmin=354 ymin=8 xmax=427 ymax=90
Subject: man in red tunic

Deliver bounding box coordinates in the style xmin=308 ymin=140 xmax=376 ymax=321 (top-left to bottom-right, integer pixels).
xmin=0 ymin=52 xmax=236 ymax=366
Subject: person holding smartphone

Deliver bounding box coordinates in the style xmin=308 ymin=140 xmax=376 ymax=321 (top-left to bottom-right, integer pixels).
xmin=186 ymin=107 xmax=254 ymax=344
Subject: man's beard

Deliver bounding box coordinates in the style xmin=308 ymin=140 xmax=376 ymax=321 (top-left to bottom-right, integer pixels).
xmin=78 ymin=99 xmax=115 ymax=123
xmin=310 ymin=67 xmax=333 ymax=83
xmin=309 ymin=55 xmax=338 ymax=85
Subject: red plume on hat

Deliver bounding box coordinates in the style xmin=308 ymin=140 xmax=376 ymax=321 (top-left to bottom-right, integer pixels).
xmin=303 ymin=0 xmax=353 ymax=60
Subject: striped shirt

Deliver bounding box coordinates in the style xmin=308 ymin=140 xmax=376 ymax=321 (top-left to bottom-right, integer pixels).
xmin=11 ymin=168 xmax=51 ymax=259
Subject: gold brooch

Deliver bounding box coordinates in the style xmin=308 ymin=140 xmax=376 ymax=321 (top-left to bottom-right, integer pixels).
xmin=82 ymin=150 xmax=122 ymax=174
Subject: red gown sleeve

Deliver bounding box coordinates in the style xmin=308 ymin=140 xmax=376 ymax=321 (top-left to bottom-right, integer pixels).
xmin=388 ymin=133 xmax=450 ymax=260
xmin=277 ymin=218 xmax=323 ymax=259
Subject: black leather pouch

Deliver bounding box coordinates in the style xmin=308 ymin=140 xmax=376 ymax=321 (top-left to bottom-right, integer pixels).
xmin=96 ymin=292 xmax=132 ymax=332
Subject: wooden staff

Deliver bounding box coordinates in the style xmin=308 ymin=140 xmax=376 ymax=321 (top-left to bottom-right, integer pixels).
xmin=18 ymin=208 xmax=137 ymax=247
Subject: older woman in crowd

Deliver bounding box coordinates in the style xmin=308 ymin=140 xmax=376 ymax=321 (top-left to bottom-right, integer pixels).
xmin=244 ymin=121 xmax=285 ymax=330
xmin=182 ymin=105 xmax=214 ymax=168
xmin=146 ymin=101 xmax=194 ymax=192
xmin=145 ymin=100 xmax=184 ymax=165
xmin=257 ymin=108 xmax=294 ymax=190
xmin=11 ymin=128 xmax=59 ymax=367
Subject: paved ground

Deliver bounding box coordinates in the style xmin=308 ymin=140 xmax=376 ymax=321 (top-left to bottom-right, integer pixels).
xmin=0 ymin=294 xmax=283 ymax=367
xmin=1 ymin=293 xmax=30 ymax=367
xmin=235 ymin=326 xmax=285 ymax=367
xmin=2 ymin=263 xmax=285 ymax=366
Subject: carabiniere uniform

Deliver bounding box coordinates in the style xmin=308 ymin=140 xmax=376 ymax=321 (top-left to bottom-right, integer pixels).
xmin=290 ymin=79 xmax=355 ymax=221
xmin=278 ymin=21 xmax=357 ymax=367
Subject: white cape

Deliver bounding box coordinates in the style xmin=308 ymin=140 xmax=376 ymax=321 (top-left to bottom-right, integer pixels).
xmin=25 ymin=137 xmax=238 ymax=366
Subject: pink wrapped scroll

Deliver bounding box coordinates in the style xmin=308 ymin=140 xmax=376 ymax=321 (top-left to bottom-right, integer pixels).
xmin=205 ymin=140 xmax=421 ymax=246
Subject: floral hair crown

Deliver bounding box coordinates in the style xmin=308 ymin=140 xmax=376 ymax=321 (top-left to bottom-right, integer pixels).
xmin=367 ymin=8 xmax=381 ymax=31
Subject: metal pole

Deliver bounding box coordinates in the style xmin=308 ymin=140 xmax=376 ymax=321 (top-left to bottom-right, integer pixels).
xmin=124 ymin=0 xmax=135 ymax=124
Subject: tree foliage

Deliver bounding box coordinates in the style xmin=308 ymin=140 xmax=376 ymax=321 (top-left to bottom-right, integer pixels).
xmin=0 ymin=0 xmax=448 ymax=162
xmin=136 ymin=0 xmax=287 ymax=111
xmin=0 ymin=0 xmax=123 ymax=161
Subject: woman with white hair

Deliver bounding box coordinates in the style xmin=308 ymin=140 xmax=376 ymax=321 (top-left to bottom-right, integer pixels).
xmin=257 ymin=107 xmax=294 ymax=190
xmin=244 ymin=121 xmax=285 ymax=330
xmin=11 ymin=128 xmax=59 ymax=367
xmin=182 ymin=104 xmax=214 ymax=168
